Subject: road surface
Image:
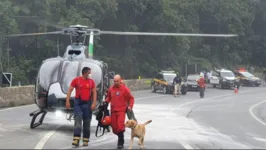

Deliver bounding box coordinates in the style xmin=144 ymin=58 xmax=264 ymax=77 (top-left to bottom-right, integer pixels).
xmin=0 ymin=86 xmax=266 ymax=149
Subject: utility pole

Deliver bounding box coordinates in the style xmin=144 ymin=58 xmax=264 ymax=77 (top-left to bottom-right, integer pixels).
xmin=36 ymin=23 xmax=39 ymax=67
xmin=6 ymin=25 xmax=11 ymax=72
xmin=7 ymin=39 xmax=10 ymax=72
xmin=0 ymin=39 xmax=3 ymax=72
xmin=57 ymin=38 xmax=59 ymax=56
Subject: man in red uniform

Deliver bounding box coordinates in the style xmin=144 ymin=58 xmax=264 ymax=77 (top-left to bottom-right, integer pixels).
xmin=105 ymin=74 xmax=134 ymax=149
xmin=197 ymin=75 xmax=205 ymax=98
xmin=66 ymin=67 xmax=97 ymax=147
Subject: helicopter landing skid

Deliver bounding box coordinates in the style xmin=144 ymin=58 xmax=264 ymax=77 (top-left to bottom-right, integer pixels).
xmin=29 ymin=109 xmax=47 ymax=129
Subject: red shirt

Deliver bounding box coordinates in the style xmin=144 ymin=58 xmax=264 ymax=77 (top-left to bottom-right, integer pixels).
xmin=197 ymin=77 xmax=205 ymax=88
xmin=105 ymin=84 xmax=134 ymax=112
xmin=70 ymin=76 xmax=95 ymax=101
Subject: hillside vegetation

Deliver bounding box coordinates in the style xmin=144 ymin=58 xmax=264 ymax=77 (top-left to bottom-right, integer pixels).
xmin=0 ymin=0 xmax=265 ymax=85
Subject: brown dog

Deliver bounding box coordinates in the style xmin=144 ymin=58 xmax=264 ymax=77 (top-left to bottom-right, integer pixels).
xmin=125 ymin=119 xmax=152 ymax=149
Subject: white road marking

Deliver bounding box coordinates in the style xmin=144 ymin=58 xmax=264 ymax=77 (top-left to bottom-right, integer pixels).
xmin=208 ymin=127 xmax=247 ymax=148
xmin=253 ymin=137 xmax=266 ymax=142
xmin=34 ymin=125 xmax=62 ymax=149
xmin=178 ymin=140 xmax=194 ymax=149
xmin=196 ymin=104 xmax=229 ymax=109
xmin=249 ymin=100 xmax=266 ymax=126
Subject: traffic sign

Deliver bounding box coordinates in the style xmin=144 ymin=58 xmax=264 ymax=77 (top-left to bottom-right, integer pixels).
xmin=0 ymin=72 xmax=12 ymax=87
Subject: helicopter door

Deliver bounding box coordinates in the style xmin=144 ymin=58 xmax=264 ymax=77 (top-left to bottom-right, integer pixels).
xmin=35 ymin=74 xmax=46 ymax=108
xmin=37 ymin=59 xmax=62 ymax=108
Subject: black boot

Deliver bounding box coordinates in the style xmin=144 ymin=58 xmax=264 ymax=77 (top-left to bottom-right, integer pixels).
xmin=117 ymin=132 xmax=124 ymax=149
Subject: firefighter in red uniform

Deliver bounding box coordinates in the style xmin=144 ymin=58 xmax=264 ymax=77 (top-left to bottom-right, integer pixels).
xmin=197 ymin=75 xmax=205 ymax=98
xmin=105 ymin=74 xmax=134 ymax=149
xmin=66 ymin=67 xmax=97 ymax=147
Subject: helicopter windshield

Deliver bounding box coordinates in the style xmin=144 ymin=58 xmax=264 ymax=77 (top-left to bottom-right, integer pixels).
xmin=39 ymin=59 xmax=61 ymax=90
xmin=60 ymin=61 xmax=80 ymax=94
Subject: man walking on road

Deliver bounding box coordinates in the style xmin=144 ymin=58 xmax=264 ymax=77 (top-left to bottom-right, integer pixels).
xmin=173 ymin=73 xmax=182 ymax=97
xmin=197 ymin=74 xmax=206 ymax=98
xmin=105 ymin=74 xmax=135 ymax=149
xmin=66 ymin=67 xmax=97 ymax=147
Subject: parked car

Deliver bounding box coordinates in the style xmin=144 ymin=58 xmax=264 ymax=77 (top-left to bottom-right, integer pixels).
xmin=209 ymin=68 xmax=239 ymax=89
xmin=151 ymin=70 xmax=188 ymax=95
xmin=186 ymin=74 xmax=201 ymax=91
xmin=234 ymin=71 xmax=261 ymax=86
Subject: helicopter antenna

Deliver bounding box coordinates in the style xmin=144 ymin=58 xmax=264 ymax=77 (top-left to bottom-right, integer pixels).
xmin=83 ymin=33 xmax=87 ymax=44
xmin=70 ymin=35 xmax=73 ymax=44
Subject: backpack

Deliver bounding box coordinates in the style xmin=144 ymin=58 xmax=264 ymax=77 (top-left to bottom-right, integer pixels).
xmin=95 ymin=102 xmax=111 ymax=137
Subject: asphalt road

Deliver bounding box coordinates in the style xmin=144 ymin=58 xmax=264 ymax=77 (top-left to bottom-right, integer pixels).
xmin=1 ymin=86 xmax=266 ymax=149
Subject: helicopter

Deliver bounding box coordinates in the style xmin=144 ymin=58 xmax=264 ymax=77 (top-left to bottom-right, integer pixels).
xmin=8 ymin=24 xmax=238 ymax=129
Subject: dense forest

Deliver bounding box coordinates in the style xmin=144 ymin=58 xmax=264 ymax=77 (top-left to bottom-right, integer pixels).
xmin=0 ymin=0 xmax=265 ymax=86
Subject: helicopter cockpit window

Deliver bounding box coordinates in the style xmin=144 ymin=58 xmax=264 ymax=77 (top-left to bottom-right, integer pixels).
xmin=68 ymin=50 xmax=81 ymax=55
xmin=60 ymin=61 xmax=80 ymax=94
xmin=80 ymin=61 xmax=103 ymax=87
xmin=39 ymin=60 xmax=61 ymax=90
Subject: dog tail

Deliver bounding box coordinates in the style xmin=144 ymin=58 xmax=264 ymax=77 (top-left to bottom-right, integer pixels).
xmin=144 ymin=120 xmax=152 ymax=125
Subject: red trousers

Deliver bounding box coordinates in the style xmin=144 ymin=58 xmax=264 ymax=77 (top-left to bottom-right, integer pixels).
xmin=111 ymin=111 xmax=126 ymax=135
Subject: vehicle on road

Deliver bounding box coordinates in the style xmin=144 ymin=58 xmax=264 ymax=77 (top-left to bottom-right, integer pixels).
xmin=209 ymin=69 xmax=239 ymax=89
xmin=185 ymin=74 xmax=201 ymax=91
xmin=234 ymin=70 xmax=261 ymax=87
xmin=151 ymin=71 xmax=188 ymax=95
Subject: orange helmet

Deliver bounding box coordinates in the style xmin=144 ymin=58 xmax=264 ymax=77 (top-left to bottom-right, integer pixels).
xmin=101 ymin=116 xmax=111 ymax=126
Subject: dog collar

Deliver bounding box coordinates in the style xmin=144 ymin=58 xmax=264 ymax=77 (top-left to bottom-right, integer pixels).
xmin=132 ymin=123 xmax=137 ymax=129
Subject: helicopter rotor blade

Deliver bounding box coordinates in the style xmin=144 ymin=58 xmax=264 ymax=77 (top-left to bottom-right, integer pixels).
xmin=8 ymin=31 xmax=63 ymax=37
xmin=98 ymin=31 xmax=238 ymax=37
